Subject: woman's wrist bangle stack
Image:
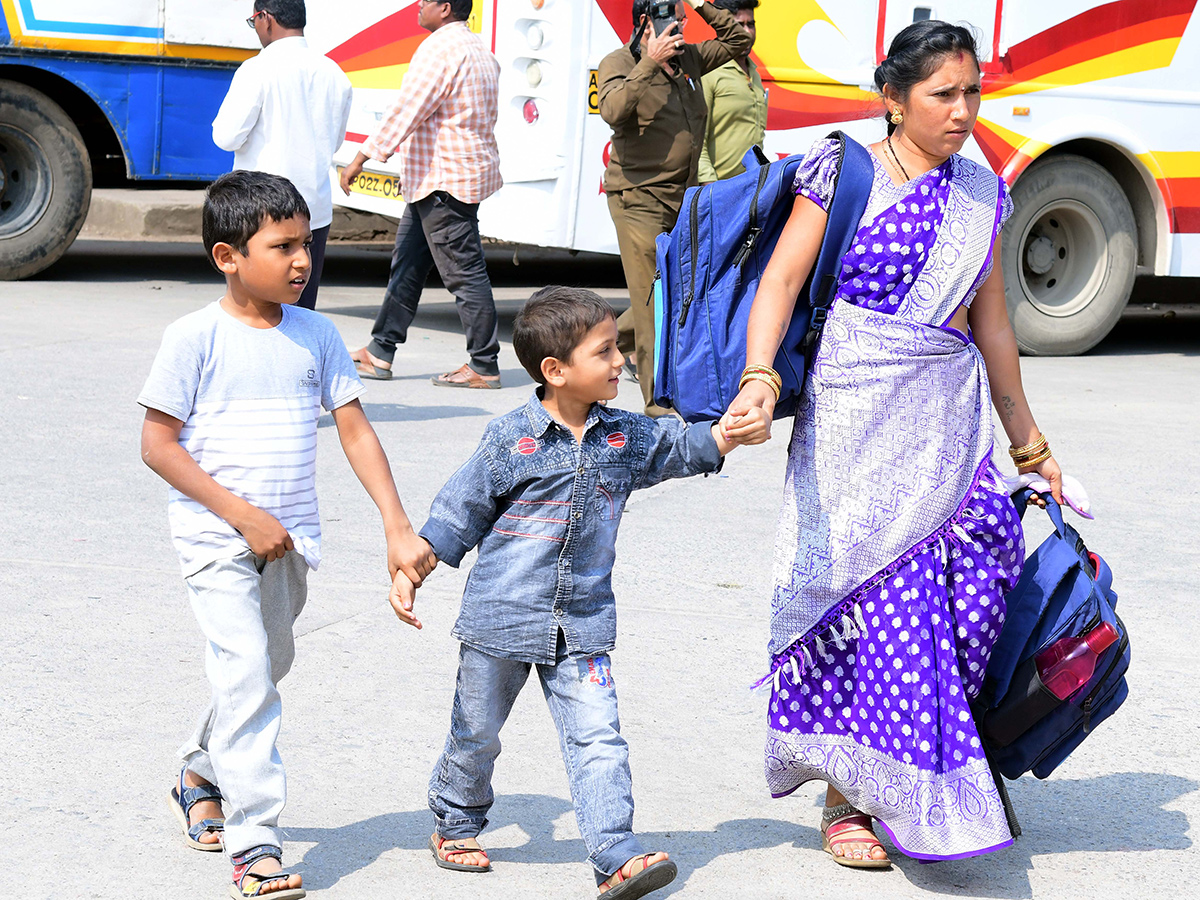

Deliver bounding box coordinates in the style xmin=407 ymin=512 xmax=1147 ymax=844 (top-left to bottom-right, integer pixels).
xmin=1009 ymin=433 xmax=1052 ymax=469
xmin=740 ymin=365 xmax=782 ymax=401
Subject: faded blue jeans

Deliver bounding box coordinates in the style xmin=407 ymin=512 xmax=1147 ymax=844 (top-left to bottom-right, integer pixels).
xmin=429 ymin=635 xmax=645 ymax=884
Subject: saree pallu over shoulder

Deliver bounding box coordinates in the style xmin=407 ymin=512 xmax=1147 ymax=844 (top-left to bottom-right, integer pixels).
xmin=763 ymin=302 xmax=995 ymax=678
xmin=901 ymin=155 xmax=1004 ymax=325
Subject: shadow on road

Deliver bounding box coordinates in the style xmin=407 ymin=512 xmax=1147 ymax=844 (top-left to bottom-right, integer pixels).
xmin=285 ymin=772 xmax=1195 ymax=895
xmin=891 ymin=771 xmax=1196 ymax=898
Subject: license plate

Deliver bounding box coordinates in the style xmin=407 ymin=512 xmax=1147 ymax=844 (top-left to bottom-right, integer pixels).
xmin=338 ymin=167 xmax=404 ymax=201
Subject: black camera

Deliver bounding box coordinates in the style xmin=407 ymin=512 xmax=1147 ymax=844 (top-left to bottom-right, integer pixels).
xmin=648 ymin=1 xmax=678 ymax=36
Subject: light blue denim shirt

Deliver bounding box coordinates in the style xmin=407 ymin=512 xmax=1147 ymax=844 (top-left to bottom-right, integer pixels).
xmin=421 ymin=392 xmax=723 ymax=664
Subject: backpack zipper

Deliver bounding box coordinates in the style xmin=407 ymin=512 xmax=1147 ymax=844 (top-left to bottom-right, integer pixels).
xmin=733 ymin=164 xmax=771 ymax=270
xmin=1080 ymin=616 xmax=1128 ymax=733
xmin=679 ymin=189 xmax=702 ymax=327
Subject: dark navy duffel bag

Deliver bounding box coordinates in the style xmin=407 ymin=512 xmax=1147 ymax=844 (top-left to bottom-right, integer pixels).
xmin=975 ymin=491 xmax=1131 ymax=780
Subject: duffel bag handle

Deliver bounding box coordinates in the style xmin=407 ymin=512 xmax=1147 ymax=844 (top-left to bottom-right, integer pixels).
xmin=1015 ymin=488 xmax=1067 ymax=536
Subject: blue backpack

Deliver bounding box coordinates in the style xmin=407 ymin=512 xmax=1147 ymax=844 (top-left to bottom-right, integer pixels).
xmin=975 ymin=492 xmax=1131 ymax=780
xmin=651 ymin=132 xmax=874 ymax=422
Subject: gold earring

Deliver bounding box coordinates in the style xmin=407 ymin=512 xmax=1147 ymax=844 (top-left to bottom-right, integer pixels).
xmin=890 ymin=110 xmax=903 ymax=125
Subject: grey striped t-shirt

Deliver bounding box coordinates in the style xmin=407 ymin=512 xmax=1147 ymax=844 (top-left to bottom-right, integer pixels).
xmin=139 ymin=301 xmax=364 ymax=577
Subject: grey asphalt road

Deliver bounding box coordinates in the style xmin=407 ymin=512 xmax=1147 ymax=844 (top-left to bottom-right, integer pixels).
xmin=1 ymin=241 xmax=1198 ymax=900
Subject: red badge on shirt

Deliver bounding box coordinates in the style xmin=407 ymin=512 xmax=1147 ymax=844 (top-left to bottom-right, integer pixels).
xmin=516 ymin=437 xmax=539 ymax=455
xmin=606 ymin=432 xmax=627 ymax=449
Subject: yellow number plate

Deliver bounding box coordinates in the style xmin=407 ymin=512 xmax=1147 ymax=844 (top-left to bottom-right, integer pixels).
xmin=338 ymin=167 xmax=404 ymax=201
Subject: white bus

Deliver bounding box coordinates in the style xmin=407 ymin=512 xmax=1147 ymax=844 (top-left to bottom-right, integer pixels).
xmin=327 ymin=0 xmax=1200 ymax=354
xmin=3 ymin=1 xmax=1197 ymax=353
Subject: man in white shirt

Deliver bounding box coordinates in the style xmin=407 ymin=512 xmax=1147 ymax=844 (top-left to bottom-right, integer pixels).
xmin=213 ymin=0 xmax=353 ymax=309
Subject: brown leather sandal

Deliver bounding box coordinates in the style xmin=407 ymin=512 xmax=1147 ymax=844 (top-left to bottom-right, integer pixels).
xmin=350 ymin=347 xmax=392 ymax=380
xmin=821 ymin=803 xmax=892 ymax=869
xmin=429 ymin=834 xmax=492 ymax=872
xmin=431 ymin=363 xmax=501 ymax=389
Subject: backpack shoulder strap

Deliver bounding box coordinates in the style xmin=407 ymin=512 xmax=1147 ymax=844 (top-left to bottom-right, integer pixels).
xmin=801 ymin=132 xmax=875 ymax=358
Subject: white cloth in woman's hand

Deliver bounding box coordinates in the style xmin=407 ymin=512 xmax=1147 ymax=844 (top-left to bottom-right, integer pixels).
xmin=1005 ymin=472 xmax=1093 ymax=519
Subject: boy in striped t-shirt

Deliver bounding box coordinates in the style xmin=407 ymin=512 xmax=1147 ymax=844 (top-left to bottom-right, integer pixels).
xmin=139 ymin=171 xmax=434 ymax=900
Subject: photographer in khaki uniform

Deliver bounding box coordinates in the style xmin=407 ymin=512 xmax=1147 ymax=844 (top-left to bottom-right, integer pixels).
xmin=599 ymin=0 xmax=751 ymax=415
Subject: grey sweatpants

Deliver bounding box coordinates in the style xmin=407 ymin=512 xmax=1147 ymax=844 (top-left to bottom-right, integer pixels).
xmin=178 ymin=549 xmax=308 ymax=855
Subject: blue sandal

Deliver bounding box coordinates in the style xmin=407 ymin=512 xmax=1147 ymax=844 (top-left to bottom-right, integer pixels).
xmin=168 ymin=768 xmax=225 ymax=851
xmin=230 ymin=845 xmax=306 ymax=900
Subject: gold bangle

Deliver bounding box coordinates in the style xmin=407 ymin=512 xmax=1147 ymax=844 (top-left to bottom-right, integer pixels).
xmin=739 ymin=371 xmax=780 ymax=400
xmin=1014 ymin=448 xmax=1052 ymax=468
xmin=742 ymin=364 xmax=781 ymax=378
xmin=741 ymin=365 xmax=782 ymax=389
xmin=1014 ymin=448 xmax=1053 ymax=469
xmin=1009 ymin=433 xmax=1047 ymax=458
xmin=734 ymin=372 xmax=782 ymax=396
xmin=1012 ymin=440 xmax=1051 ymax=463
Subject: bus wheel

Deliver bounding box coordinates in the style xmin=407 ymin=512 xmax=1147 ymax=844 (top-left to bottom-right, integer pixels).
xmin=1002 ymin=154 xmax=1136 ymax=355
xmin=0 ymin=80 xmax=93 ymax=281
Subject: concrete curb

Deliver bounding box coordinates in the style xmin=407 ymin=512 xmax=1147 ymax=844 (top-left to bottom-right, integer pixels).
xmin=80 ymin=188 xmax=399 ymax=243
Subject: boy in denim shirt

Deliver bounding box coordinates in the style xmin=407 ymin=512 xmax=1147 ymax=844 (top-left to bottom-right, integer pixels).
xmin=407 ymin=286 xmax=768 ymax=898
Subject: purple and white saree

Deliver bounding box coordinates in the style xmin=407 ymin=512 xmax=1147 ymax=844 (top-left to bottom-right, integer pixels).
xmin=762 ymin=140 xmax=1026 ymax=860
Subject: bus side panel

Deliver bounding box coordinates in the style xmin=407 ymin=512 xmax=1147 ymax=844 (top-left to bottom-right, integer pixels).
xmin=1 ymin=55 xmax=233 ymax=180
xmin=159 ymin=64 xmax=236 ymax=179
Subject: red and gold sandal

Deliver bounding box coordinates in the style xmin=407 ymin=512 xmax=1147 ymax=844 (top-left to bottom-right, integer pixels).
xmin=821 ymin=803 xmax=892 ymax=869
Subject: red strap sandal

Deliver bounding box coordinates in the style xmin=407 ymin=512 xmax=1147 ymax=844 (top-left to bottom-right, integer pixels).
xmin=821 ymin=804 xmax=892 ymax=869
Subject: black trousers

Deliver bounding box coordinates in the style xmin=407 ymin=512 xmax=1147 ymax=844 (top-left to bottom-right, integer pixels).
xmin=367 ymin=191 xmax=499 ymax=376
xmin=296 ymin=224 xmax=329 ymax=311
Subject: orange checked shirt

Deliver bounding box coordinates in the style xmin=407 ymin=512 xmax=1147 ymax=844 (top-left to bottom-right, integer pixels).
xmin=362 ymin=21 xmax=501 ymax=205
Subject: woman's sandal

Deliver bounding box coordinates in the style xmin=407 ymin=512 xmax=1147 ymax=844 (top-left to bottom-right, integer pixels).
xmin=168 ymin=768 xmax=225 ymax=851
xmin=598 ymin=853 xmax=678 ymax=899
xmin=229 ymin=844 xmax=306 ymax=899
xmin=821 ymin=803 xmax=892 ymax=869
xmin=429 ymin=834 xmax=492 ymax=872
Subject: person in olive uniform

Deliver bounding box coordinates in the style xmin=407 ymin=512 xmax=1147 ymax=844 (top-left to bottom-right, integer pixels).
xmin=599 ymin=0 xmax=752 ymax=415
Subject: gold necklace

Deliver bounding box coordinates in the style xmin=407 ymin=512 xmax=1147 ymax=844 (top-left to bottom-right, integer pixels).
xmin=886 ymin=134 xmax=911 ymax=182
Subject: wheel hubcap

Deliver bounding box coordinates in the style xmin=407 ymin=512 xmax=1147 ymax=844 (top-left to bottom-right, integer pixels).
xmin=1017 ymin=200 xmax=1108 ymax=318
xmin=0 ymin=124 xmax=54 ymax=240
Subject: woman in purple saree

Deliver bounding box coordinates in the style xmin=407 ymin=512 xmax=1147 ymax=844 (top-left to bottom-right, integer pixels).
xmin=723 ymin=22 xmax=1067 ymax=867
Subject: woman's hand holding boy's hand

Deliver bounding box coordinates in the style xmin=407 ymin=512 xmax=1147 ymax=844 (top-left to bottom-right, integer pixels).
xmin=387 ymin=531 xmax=438 ymax=587
xmin=729 ymin=379 xmax=777 ymax=420
xmin=235 ymin=505 xmax=294 ymax=562
xmin=721 ymin=405 xmax=772 ymax=446
xmin=388 ymin=570 xmax=422 ymax=630
xmin=716 ymin=380 xmax=776 ymax=449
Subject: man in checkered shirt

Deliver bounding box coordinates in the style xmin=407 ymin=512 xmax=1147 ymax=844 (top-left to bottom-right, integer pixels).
xmin=340 ymin=0 xmax=503 ymax=389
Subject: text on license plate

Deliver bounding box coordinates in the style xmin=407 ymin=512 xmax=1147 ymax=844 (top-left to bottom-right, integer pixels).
xmin=339 ymin=168 xmax=404 ymax=201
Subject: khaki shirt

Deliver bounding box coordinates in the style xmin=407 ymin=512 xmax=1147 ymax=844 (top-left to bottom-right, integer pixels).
xmin=598 ymin=4 xmax=753 ymax=207
xmin=698 ymin=56 xmax=767 ymax=183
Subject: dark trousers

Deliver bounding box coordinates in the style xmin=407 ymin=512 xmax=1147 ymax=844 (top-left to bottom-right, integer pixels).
xmin=607 ymin=188 xmax=681 ymax=416
xmin=367 ymin=191 xmax=500 ymax=377
xmin=296 ymin=225 xmax=329 ymax=311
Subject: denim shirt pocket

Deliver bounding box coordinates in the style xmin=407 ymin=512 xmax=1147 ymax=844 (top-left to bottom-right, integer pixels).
xmin=494 ymin=499 xmax=571 ymax=543
xmin=594 ymin=467 xmax=632 ymax=521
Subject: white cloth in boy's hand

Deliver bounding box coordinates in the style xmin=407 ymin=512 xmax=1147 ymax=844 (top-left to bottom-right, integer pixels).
xmin=1004 ymin=472 xmax=1094 ymax=519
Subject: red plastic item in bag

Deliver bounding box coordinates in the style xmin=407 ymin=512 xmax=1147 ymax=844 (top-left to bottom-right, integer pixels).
xmin=1035 ymin=621 xmax=1120 ymax=701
